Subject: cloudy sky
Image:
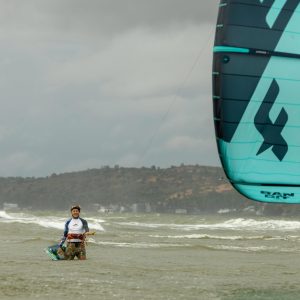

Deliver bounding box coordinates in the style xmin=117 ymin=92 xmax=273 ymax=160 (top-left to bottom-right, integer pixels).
xmin=0 ymin=0 xmax=219 ymax=177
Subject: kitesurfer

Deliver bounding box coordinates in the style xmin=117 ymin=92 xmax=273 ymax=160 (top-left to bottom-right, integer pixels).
xmin=59 ymin=205 xmax=90 ymax=260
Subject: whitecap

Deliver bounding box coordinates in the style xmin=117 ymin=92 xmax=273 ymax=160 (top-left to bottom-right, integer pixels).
xmin=114 ymin=218 xmax=300 ymax=232
xmin=0 ymin=210 xmax=104 ymax=231
xmin=149 ymin=234 xmax=281 ymax=241
xmin=93 ymin=240 xmax=189 ymax=249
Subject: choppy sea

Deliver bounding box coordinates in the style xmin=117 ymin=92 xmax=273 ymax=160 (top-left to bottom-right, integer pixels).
xmin=1 ymin=210 xmax=300 ymax=299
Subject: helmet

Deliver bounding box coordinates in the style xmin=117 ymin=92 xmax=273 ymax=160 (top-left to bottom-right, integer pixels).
xmin=70 ymin=205 xmax=81 ymax=212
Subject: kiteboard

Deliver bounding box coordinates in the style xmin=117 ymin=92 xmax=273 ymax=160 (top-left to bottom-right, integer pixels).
xmin=44 ymin=244 xmax=65 ymax=261
xmin=212 ymin=0 xmax=300 ymax=203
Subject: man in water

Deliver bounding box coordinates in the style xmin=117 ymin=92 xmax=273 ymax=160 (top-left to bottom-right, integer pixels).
xmin=59 ymin=205 xmax=90 ymax=260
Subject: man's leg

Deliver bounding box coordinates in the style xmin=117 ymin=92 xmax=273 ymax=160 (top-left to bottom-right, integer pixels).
xmin=65 ymin=243 xmax=76 ymax=260
xmin=76 ymin=242 xmax=86 ymax=260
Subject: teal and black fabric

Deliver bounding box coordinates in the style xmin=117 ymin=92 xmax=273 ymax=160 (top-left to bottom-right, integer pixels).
xmin=213 ymin=0 xmax=300 ymax=203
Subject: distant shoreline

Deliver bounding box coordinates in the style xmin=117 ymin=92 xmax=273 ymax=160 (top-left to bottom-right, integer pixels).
xmin=0 ymin=165 xmax=299 ymax=216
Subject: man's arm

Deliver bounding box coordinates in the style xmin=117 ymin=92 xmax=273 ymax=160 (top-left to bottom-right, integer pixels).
xmin=81 ymin=218 xmax=89 ymax=233
xmin=59 ymin=219 xmax=70 ymax=246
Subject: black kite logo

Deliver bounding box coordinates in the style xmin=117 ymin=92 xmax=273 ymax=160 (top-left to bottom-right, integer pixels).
xmin=254 ymin=79 xmax=288 ymax=161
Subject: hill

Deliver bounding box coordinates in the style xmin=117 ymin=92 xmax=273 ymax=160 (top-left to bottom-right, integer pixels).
xmin=0 ymin=165 xmax=299 ymax=215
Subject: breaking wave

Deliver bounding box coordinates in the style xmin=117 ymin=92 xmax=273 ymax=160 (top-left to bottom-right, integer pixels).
xmin=115 ymin=218 xmax=300 ymax=232
xmin=0 ymin=210 xmax=105 ymax=231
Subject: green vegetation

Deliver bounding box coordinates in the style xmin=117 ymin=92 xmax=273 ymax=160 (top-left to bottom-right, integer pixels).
xmin=0 ymin=165 xmax=299 ymax=215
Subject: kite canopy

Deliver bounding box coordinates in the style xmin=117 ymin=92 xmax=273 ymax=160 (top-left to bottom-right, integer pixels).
xmin=212 ymin=0 xmax=300 ymax=203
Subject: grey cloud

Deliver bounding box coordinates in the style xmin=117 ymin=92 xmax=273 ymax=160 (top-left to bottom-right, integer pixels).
xmin=0 ymin=0 xmax=219 ymax=38
xmin=0 ymin=0 xmax=220 ymax=176
xmin=50 ymin=0 xmax=219 ymax=32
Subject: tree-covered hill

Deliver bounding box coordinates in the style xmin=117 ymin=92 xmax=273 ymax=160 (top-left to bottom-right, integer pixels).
xmin=0 ymin=165 xmax=299 ymax=215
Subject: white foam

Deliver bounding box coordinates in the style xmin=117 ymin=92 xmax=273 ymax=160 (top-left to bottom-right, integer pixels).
xmin=214 ymin=245 xmax=300 ymax=253
xmin=93 ymin=240 xmax=189 ymax=249
xmin=217 ymin=209 xmax=237 ymax=214
xmin=217 ymin=218 xmax=300 ymax=231
xmin=215 ymin=245 xmax=272 ymax=252
xmin=0 ymin=210 xmax=14 ymax=219
xmin=115 ymin=218 xmax=300 ymax=232
xmin=0 ymin=210 xmax=105 ymax=231
xmin=149 ymin=234 xmax=285 ymax=241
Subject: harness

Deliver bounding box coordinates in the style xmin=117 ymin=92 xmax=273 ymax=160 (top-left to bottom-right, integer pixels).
xmin=67 ymin=233 xmax=85 ymax=243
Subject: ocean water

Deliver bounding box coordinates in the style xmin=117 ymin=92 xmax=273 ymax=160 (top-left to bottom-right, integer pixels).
xmin=1 ymin=210 xmax=300 ymax=299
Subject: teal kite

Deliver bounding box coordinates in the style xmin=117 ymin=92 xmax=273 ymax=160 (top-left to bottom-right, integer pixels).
xmin=213 ymin=0 xmax=300 ymax=203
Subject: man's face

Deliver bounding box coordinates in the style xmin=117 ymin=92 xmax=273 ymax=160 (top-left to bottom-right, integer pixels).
xmin=71 ymin=208 xmax=80 ymax=218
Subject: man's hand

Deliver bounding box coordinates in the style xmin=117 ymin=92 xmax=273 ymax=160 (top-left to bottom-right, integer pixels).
xmin=85 ymin=231 xmax=96 ymax=236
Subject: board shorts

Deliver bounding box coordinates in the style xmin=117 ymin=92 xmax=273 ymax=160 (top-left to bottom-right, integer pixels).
xmin=64 ymin=242 xmax=86 ymax=260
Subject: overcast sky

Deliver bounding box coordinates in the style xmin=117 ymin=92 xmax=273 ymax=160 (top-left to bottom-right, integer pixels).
xmin=0 ymin=0 xmax=219 ymax=177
